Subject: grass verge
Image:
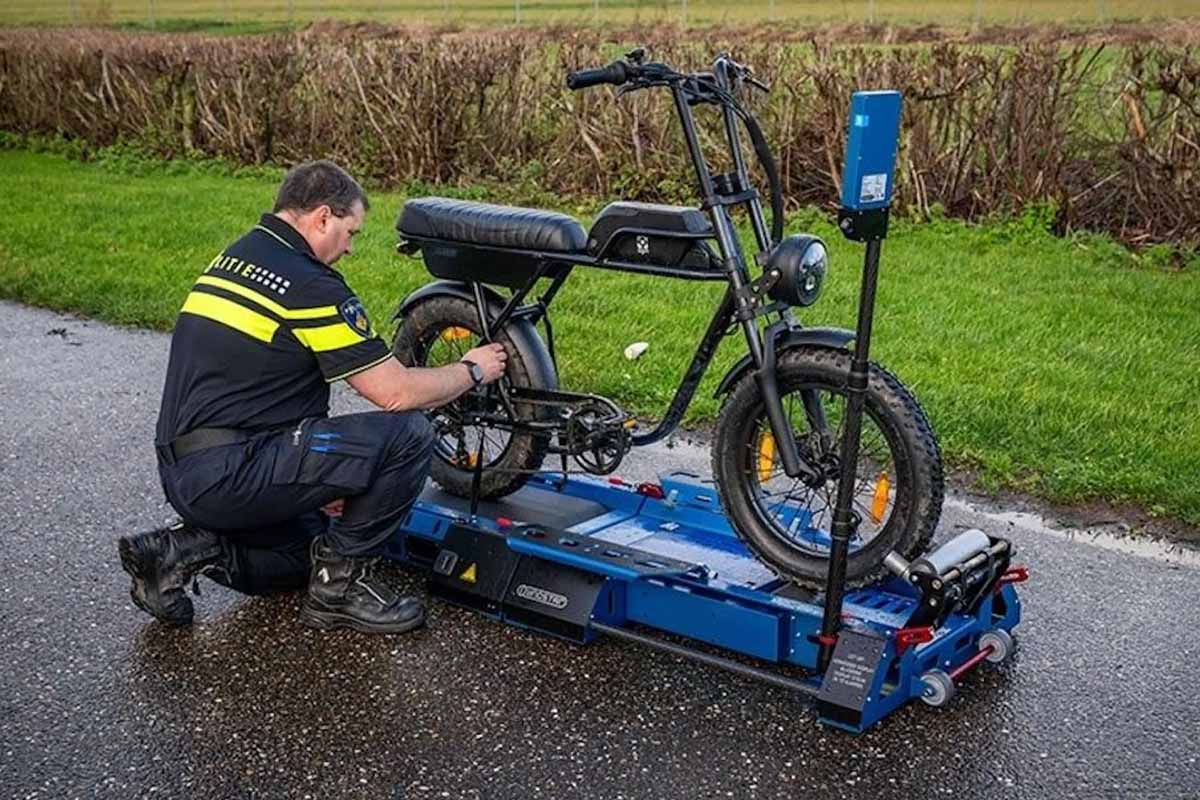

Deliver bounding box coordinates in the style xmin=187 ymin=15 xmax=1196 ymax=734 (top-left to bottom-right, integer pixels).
xmin=1 ymin=148 xmax=1197 ymax=525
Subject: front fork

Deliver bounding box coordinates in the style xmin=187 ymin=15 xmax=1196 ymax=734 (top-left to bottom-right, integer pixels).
xmin=672 ymin=81 xmax=827 ymax=485
xmin=744 ymin=318 xmax=827 ymax=486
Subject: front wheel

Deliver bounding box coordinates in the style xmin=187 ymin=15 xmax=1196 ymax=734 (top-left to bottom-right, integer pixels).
xmin=712 ymin=345 xmax=944 ymax=588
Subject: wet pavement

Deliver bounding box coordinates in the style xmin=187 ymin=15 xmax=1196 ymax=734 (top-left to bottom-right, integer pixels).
xmin=1 ymin=300 xmax=1198 ymax=800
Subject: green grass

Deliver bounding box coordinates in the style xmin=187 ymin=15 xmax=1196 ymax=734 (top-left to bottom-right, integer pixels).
xmin=1 ymin=148 xmax=1198 ymax=525
xmin=4 ymin=0 xmax=1195 ymax=28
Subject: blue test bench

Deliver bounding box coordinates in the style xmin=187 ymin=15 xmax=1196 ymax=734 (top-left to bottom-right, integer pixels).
xmin=383 ymin=471 xmax=1024 ymax=733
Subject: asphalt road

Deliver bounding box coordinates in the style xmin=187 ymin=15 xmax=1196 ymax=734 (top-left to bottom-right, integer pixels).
xmin=1 ymin=300 xmax=1198 ymax=800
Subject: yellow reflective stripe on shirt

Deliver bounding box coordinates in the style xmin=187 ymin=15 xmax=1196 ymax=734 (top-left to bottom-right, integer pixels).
xmin=181 ymin=292 xmax=279 ymax=343
xmin=194 ymin=275 xmax=337 ymax=320
xmin=292 ymin=322 xmax=368 ymax=352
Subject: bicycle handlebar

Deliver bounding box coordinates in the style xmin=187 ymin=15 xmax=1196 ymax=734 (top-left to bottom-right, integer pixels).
xmin=566 ymin=61 xmax=631 ymax=91
xmin=566 ymin=52 xmax=785 ymax=245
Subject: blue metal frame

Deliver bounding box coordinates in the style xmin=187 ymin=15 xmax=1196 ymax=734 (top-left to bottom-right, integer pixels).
xmin=382 ymin=472 xmax=1022 ymax=733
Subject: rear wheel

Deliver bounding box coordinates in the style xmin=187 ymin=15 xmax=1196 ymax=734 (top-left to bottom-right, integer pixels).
xmin=393 ymin=295 xmax=549 ymax=499
xmin=712 ymin=345 xmax=943 ymax=588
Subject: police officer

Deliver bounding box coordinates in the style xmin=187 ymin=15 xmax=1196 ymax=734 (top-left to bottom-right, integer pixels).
xmin=119 ymin=160 xmax=506 ymax=634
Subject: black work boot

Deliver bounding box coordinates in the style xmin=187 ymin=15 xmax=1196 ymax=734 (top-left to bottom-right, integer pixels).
xmin=118 ymin=521 xmax=223 ymax=626
xmin=299 ymin=537 xmax=426 ymax=634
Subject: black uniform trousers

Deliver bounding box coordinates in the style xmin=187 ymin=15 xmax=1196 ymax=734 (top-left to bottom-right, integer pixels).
xmin=157 ymin=411 xmax=435 ymax=596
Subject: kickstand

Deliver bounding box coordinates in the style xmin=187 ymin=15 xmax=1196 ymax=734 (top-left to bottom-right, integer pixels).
xmin=468 ymin=391 xmax=487 ymax=520
xmin=555 ymin=451 xmax=570 ymax=490
xmin=467 ymin=281 xmax=492 ymax=521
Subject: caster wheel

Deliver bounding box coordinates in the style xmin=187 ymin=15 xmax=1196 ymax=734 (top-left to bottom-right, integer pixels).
xmin=919 ymin=669 xmax=956 ymax=708
xmin=979 ymin=629 xmax=1014 ymax=664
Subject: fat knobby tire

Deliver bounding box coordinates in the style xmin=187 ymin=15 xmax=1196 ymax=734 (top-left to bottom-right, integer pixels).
xmin=711 ymin=345 xmax=944 ymax=588
xmin=393 ymin=295 xmax=549 ymax=499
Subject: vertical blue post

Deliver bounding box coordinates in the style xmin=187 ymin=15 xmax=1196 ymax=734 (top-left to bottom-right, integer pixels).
xmin=819 ymin=91 xmax=904 ymax=672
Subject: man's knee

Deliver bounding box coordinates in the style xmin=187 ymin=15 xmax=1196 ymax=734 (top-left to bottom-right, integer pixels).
xmin=384 ymin=410 xmax=436 ymax=461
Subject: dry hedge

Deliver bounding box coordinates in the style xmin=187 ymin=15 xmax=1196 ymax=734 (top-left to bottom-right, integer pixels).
xmin=1 ymin=26 xmax=1197 ymax=248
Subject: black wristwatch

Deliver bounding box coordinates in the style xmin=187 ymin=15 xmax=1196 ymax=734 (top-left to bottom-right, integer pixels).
xmin=460 ymin=359 xmax=484 ymax=386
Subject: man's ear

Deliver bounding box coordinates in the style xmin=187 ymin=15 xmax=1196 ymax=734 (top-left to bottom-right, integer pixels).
xmin=314 ymin=204 xmax=333 ymax=232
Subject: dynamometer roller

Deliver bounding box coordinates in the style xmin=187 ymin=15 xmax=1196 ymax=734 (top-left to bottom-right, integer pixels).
xmin=384 ymin=51 xmax=1026 ymax=732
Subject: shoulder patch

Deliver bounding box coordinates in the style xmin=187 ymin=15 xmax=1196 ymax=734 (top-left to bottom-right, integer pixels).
xmin=338 ymin=296 xmax=375 ymax=337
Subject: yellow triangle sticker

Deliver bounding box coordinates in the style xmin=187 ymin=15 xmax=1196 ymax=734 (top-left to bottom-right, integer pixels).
xmin=459 ymin=563 xmax=477 ymax=584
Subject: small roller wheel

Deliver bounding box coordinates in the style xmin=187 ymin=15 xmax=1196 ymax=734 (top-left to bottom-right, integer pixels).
xmin=979 ymin=629 xmax=1014 ymax=664
xmin=919 ymin=669 xmax=956 ymax=708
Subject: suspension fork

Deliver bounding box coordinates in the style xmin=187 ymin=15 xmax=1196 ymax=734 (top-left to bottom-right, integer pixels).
xmin=671 ymin=83 xmax=821 ymax=485
xmin=750 ymin=322 xmax=823 ymax=484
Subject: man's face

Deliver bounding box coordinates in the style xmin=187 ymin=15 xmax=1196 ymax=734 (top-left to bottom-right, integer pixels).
xmin=308 ymin=200 xmax=365 ymax=266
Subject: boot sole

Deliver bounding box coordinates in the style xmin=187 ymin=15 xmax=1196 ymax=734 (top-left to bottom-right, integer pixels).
xmin=118 ymin=534 xmax=191 ymax=626
xmin=298 ymin=604 xmax=426 ymax=635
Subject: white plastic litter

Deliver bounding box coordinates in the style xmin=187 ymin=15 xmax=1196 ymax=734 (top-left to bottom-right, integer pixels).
xmin=623 ymin=341 xmax=650 ymax=360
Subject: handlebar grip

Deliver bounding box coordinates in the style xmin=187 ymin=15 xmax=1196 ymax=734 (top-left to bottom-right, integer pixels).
xmin=566 ymin=61 xmax=629 ymax=91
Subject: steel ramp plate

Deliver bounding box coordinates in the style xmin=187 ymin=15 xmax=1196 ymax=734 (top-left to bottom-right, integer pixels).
xmin=583 ymin=515 xmax=778 ymax=588
xmin=418 ymin=480 xmax=609 ymax=531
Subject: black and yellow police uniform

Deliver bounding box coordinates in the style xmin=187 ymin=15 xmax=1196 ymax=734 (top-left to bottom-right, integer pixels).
xmin=155 ymin=214 xmax=434 ymax=595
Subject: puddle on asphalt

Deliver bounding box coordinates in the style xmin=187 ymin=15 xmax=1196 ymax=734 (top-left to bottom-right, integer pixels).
xmin=946 ymin=497 xmax=1200 ymax=568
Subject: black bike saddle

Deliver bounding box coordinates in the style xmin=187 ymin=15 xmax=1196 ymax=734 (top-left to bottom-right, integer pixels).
xmin=398 ymin=197 xmax=588 ymax=253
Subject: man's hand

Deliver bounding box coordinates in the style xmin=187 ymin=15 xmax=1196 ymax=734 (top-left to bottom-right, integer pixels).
xmin=346 ymin=342 xmax=507 ymax=412
xmin=461 ymin=342 xmax=507 ymax=384
xmin=322 ymin=499 xmax=345 ymax=517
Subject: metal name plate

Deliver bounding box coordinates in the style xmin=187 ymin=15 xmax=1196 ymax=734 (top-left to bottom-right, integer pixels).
xmin=817 ymin=628 xmax=889 ymax=716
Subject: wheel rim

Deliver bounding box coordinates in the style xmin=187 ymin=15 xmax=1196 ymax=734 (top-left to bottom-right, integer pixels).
xmin=420 ymin=324 xmax=514 ymax=471
xmin=740 ymin=382 xmax=905 ymax=558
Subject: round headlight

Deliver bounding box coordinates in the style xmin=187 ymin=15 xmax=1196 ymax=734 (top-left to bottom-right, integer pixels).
xmin=766 ymin=234 xmax=827 ymax=307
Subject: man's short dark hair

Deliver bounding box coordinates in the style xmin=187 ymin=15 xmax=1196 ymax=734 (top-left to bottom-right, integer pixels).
xmin=273 ymin=160 xmax=369 ymax=217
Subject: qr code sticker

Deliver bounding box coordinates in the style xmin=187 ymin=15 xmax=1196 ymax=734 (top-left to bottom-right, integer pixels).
xmin=860 ymin=173 xmax=887 ymax=203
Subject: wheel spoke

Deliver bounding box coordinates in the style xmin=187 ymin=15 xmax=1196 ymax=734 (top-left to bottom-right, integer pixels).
xmin=741 ymin=377 xmax=903 ymax=556
xmin=418 ymin=324 xmax=516 ymax=471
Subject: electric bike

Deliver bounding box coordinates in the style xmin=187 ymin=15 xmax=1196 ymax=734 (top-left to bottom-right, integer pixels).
xmin=392 ymin=49 xmax=944 ymax=588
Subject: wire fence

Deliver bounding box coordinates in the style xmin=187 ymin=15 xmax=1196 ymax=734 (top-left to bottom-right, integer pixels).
xmin=8 ymin=0 xmax=1196 ymax=28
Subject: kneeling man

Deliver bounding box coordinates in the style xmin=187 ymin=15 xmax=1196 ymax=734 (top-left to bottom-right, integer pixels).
xmin=120 ymin=160 xmax=505 ymax=633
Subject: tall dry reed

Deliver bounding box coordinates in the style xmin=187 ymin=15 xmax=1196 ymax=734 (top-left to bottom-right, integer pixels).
xmin=0 ymin=26 xmax=1195 ymax=247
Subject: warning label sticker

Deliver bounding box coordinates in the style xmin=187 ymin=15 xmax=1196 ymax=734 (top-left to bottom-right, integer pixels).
xmin=860 ymin=173 xmax=888 ymax=203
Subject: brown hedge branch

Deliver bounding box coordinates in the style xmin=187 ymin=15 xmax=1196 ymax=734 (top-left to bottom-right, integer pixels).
xmin=0 ymin=27 xmax=1195 ymax=248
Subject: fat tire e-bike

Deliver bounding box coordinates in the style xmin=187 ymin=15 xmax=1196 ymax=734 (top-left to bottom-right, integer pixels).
xmin=392 ymin=49 xmax=944 ymax=588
